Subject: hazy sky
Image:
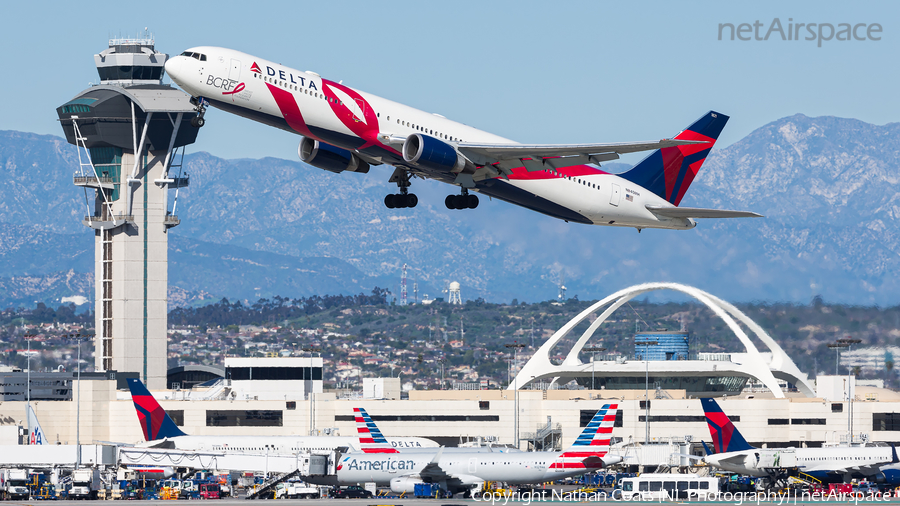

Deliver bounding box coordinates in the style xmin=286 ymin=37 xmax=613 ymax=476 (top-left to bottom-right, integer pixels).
xmin=1 ymin=1 xmax=896 ymax=163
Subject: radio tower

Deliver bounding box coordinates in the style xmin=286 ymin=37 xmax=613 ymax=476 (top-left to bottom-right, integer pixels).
xmin=400 ymin=263 xmax=408 ymax=306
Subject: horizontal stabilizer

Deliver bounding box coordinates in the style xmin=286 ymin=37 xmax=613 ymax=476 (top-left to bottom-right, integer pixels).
xmin=646 ymin=206 xmax=763 ymax=219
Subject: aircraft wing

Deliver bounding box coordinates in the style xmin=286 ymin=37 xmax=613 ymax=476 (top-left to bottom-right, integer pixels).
xmin=646 ymin=206 xmax=763 ymax=219
xmin=457 ymin=139 xmax=708 ymax=172
xmin=418 ymin=447 xmax=451 ymax=480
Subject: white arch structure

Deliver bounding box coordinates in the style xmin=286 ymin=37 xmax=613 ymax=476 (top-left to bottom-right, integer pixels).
xmin=510 ymin=282 xmax=815 ymax=398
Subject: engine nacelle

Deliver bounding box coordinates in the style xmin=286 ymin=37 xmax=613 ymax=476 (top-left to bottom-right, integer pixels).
xmin=402 ymin=134 xmax=475 ymax=174
xmin=298 ymin=137 xmax=370 ymax=174
xmin=390 ymin=476 xmax=424 ymax=494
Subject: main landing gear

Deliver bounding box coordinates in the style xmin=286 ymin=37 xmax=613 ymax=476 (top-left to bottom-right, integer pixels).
xmin=445 ymin=188 xmax=478 ymax=210
xmin=385 ymin=193 xmax=417 ymax=209
xmin=385 ymin=168 xmax=417 ymax=209
xmin=189 ymin=96 xmax=208 ymax=128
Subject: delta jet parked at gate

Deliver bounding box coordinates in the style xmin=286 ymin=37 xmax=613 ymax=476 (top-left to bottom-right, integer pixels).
xmin=164 ymin=47 xmax=761 ymax=229
xmin=701 ymin=398 xmax=897 ymax=483
xmin=353 ymin=407 xmax=516 ymax=454
xmin=127 ymin=379 xmax=436 ymax=453
xmin=336 ymin=405 xmax=622 ymax=495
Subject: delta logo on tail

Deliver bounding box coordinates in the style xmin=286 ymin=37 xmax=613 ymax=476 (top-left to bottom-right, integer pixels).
xmin=550 ymin=404 xmax=618 ymax=469
xmin=354 ymin=408 xmax=399 ymax=453
xmin=620 ymin=112 xmax=728 ymax=207
xmin=700 ymin=398 xmax=753 ymax=453
xmin=127 ymin=378 xmax=187 ymax=441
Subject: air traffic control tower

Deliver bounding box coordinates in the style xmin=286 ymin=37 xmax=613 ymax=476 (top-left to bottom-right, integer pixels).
xmin=56 ymin=36 xmax=201 ymax=389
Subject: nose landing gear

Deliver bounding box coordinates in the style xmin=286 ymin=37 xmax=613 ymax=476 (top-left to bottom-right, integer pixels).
xmin=445 ymin=189 xmax=478 ymax=210
xmin=189 ymin=96 xmax=208 ymax=128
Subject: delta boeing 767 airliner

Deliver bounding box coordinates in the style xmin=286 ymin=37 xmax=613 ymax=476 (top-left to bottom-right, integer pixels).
xmin=165 ymin=47 xmax=761 ymax=229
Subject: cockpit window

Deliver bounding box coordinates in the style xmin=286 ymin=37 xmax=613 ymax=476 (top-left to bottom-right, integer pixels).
xmin=179 ymin=51 xmax=207 ymax=61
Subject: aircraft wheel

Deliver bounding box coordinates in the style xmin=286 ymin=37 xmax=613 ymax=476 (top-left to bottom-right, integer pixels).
xmin=395 ymin=194 xmax=408 ymax=208
xmin=406 ymin=194 xmax=418 ymax=208
xmin=190 ymin=116 xmax=205 ymax=128
xmin=384 ymin=194 xmax=395 ymax=209
xmin=445 ymin=195 xmax=455 ymax=210
xmin=467 ymin=195 xmax=479 ymax=209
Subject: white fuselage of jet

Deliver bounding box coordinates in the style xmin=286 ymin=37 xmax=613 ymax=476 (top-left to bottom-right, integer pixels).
xmin=336 ymin=449 xmax=621 ymax=493
xmin=705 ymin=445 xmax=893 ymax=479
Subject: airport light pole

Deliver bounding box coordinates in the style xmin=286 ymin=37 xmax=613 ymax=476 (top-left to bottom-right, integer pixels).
xmin=24 ymin=333 xmax=37 ymax=407
xmin=505 ymin=342 xmax=526 ymax=449
xmin=584 ymin=347 xmax=607 ymax=397
xmin=65 ymin=332 xmax=91 ymax=469
xmin=837 ymin=337 xmax=862 ymax=439
xmin=637 ymin=340 xmax=658 ymax=445
xmin=827 ymin=342 xmax=849 ymax=376
xmin=303 ymin=347 xmax=320 ymax=436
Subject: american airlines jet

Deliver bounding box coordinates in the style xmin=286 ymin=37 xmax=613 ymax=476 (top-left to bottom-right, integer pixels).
xmin=336 ymin=405 xmax=622 ymax=495
xmin=164 ymin=47 xmax=760 ymax=230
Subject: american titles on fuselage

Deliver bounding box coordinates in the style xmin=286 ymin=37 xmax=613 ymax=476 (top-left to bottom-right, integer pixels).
xmin=342 ymin=457 xmax=416 ymax=471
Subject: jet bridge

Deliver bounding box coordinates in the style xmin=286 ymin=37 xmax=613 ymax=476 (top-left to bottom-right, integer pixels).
xmin=117 ymin=447 xmax=340 ymax=477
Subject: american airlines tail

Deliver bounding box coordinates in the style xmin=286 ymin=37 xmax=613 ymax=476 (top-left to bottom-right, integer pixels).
xmin=551 ymin=403 xmax=620 ymax=469
xmin=700 ymin=398 xmax=754 ymax=453
xmin=26 ymin=404 xmax=47 ymax=445
xmin=354 ymin=408 xmax=398 ymax=453
xmin=621 ymin=111 xmax=729 ymax=207
xmin=127 ymin=378 xmax=187 ymax=441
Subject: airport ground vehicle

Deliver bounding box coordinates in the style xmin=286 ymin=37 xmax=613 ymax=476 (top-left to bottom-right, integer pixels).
xmin=332 ymin=485 xmax=373 ymax=498
xmin=275 ymin=481 xmax=320 ymax=499
xmin=199 ymin=483 xmax=221 ymax=499
xmin=1 ymin=469 xmax=31 ymax=500
xmin=619 ymin=473 xmax=718 ymax=500
xmin=69 ymin=468 xmax=101 ymax=499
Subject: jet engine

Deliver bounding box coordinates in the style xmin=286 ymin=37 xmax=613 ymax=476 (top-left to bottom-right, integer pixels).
xmin=389 ymin=476 xmax=425 ymax=494
xmin=402 ymin=134 xmax=475 ymax=174
xmin=298 ymin=137 xmax=370 ymax=174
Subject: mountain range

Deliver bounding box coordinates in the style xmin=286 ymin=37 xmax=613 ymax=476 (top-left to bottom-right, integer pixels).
xmin=0 ymin=113 xmax=898 ymax=308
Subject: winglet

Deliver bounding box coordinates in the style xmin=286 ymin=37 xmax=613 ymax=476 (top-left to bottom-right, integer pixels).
xmin=892 ymin=444 xmax=898 ymax=464
xmin=127 ymin=378 xmax=187 ymax=441
xmin=701 ymin=441 xmax=713 ymax=456
xmin=430 ymin=446 xmax=444 ymax=465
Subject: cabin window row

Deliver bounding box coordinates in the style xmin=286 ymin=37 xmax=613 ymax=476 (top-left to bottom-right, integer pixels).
xmin=394 ymin=118 xmax=461 ymax=143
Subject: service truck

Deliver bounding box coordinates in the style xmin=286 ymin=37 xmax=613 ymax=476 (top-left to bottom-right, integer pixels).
xmin=276 ymin=481 xmax=320 ymax=499
xmin=69 ymin=468 xmax=101 ymax=499
xmin=2 ymin=469 xmax=31 ymax=500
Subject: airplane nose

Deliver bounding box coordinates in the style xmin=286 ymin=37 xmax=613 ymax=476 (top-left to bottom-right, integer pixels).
xmin=165 ymin=57 xmax=183 ymax=83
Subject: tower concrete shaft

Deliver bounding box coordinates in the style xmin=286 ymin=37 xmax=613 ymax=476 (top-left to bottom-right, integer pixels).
xmin=95 ymin=151 xmax=171 ymax=389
